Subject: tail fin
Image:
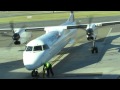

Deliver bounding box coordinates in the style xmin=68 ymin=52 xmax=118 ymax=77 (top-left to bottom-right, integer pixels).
xmin=66 ymin=11 xmax=75 ymax=22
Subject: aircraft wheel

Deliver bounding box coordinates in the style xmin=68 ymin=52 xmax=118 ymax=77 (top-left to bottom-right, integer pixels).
xmin=91 ymin=47 xmax=94 ymax=54
xmin=91 ymin=47 xmax=98 ymax=54
xmin=31 ymin=70 xmax=38 ymax=77
xmin=95 ymin=47 xmax=98 ymax=53
xmin=14 ymin=41 xmax=20 ymax=45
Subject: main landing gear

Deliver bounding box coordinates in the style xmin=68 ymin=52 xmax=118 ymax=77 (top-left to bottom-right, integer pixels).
xmin=31 ymin=69 xmax=39 ymax=77
xmin=91 ymin=40 xmax=98 ymax=54
xmin=14 ymin=40 xmax=20 ymax=45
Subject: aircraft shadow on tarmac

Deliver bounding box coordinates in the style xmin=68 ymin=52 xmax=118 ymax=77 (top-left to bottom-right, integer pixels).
xmin=0 ymin=59 xmax=26 ymax=79
xmin=52 ymin=34 xmax=120 ymax=79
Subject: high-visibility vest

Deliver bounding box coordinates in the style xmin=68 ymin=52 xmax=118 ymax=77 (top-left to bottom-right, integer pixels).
xmin=45 ymin=63 xmax=50 ymax=68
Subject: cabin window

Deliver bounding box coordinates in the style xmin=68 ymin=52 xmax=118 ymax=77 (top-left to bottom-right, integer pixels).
xmin=34 ymin=46 xmax=43 ymax=51
xmin=26 ymin=46 xmax=33 ymax=51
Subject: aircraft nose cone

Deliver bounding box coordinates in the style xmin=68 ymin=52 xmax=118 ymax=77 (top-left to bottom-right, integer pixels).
xmin=24 ymin=65 xmax=35 ymax=70
xmin=23 ymin=52 xmax=37 ymax=70
xmin=23 ymin=51 xmax=43 ymax=70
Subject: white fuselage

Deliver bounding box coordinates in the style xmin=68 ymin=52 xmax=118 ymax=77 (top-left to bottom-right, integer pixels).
xmin=23 ymin=22 xmax=77 ymax=70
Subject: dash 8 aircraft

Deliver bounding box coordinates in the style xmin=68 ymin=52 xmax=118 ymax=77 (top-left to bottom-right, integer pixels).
xmin=22 ymin=11 xmax=120 ymax=77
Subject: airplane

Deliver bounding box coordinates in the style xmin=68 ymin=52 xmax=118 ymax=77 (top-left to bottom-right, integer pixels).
xmin=1 ymin=11 xmax=120 ymax=77
xmin=22 ymin=11 xmax=120 ymax=77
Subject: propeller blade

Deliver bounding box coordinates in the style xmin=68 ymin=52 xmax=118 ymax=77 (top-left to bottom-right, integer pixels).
xmin=9 ymin=21 xmax=15 ymax=34
xmin=7 ymin=40 xmax=14 ymax=50
xmin=0 ymin=32 xmax=13 ymax=39
xmin=21 ymin=24 xmax=27 ymax=28
xmin=88 ymin=16 xmax=93 ymax=28
xmin=89 ymin=16 xmax=93 ymax=24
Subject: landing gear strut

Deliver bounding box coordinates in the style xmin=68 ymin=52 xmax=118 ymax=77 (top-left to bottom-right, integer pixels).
xmin=91 ymin=40 xmax=98 ymax=54
xmin=31 ymin=69 xmax=39 ymax=77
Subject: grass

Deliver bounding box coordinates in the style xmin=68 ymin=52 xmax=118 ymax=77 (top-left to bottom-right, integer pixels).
xmin=0 ymin=11 xmax=120 ymax=24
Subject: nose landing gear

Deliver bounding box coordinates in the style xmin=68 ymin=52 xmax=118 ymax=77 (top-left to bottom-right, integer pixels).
xmin=31 ymin=69 xmax=39 ymax=77
xmin=91 ymin=40 xmax=98 ymax=54
xmin=91 ymin=47 xmax=98 ymax=54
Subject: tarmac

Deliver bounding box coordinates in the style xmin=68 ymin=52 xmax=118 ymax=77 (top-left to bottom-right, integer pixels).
xmin=0 ymin=16 xmax=120 ymax=79
xmin=52 ymin=27 xmax=120 ymax=79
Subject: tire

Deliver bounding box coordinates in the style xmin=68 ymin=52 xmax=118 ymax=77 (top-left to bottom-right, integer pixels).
xmin=31 ymin=70 xmax=39 ymax=77
xmin=14 ymin=41 xmax=20 ymax=45
xmin=31 ymin=70 xmax=35 ymax=77
xmin=95 ymin=47 xmax=98 ymax=53
xmin=91 ymin=47 xmax=94 ymax=54
xmin=35 ymin=71 xmax=38 ymax=76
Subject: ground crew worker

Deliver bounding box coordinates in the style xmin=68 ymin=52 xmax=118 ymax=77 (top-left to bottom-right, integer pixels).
xmin=43 ymin=62 xmax=54 ymax=78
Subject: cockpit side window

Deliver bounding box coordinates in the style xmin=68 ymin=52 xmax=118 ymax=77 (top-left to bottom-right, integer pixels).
xmin=34 ymin=46 xmax=43 ymax=51
xmin=26 ymin=46 xmax=33 ymax=51
xmin=43 ymin=44 xmax=49 ymax=50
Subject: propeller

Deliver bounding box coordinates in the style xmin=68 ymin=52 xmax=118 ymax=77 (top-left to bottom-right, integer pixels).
xmin=9 ymin=21 xmax=15 ymax=34
xmin=6 ymin=21 xmax=15 ymax=49
xmin=88 ymin=16 xmax=93 ymax=28
xmin=7 ymin=21 xmax=21 ymax=48
xmin=0 ymin=21 xmax=15 ymax=37
xmin=1 ymin=21 xmax=32 ymax=49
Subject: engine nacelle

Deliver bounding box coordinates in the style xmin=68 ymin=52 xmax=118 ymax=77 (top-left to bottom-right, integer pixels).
xmin=12 ymin=33 xmax=20 ymax=41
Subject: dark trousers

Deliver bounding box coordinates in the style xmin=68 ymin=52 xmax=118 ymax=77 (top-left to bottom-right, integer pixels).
xmin=46 ymin=67 xmax=54 ymax=77
xmin=43 ymin=66 xmax=54 ymax=78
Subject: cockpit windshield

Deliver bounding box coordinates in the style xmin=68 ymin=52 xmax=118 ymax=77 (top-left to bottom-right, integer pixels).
xmin=34 ymin=44 xmax=49 ymax=51
xmin=34 ymin=46 xmax=42 ymax=51
xmin=26 ymin=46 xmax=33 ymax=51
xmin=25 ymin=44 xmax=49 ymax=51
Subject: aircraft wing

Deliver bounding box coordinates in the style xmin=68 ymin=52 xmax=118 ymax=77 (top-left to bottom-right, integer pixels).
xmin=22 ymin=21 xmax=120 ymax=32
xmin=24 ymin=25 xmax=81 ymax=32
xmin=0 ymin=28 xmax=25 ymax=32
xmin=0 ymin=28 xmax=14 ymax=36
xmin=0 ymin=28 xmax=12 ymax=32
xmin=24 ymin=25 xmax=88 ymax=32
xmin=0 ymin=27 xmax=45 ymax=32
xmin=25 ymin=27 xmax=45 ymax=31
xmin=2 ymin=21 xmax=120 ymax=33
xmin=0 ymin=26 xmax=80 ymax=33
xmin=67 ymin=21 xmax=120 ymax=29
xmin=67 ymin=24 xmax=87 ymax=29
xmin=95 ymin=21 xmax=120 ymax=26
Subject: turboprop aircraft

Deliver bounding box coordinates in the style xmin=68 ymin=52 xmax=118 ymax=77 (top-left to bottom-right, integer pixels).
xmin=22 ymin=11 xmax=120 ymax=77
